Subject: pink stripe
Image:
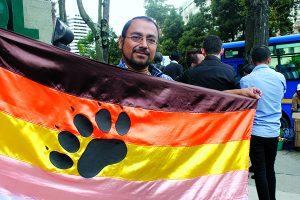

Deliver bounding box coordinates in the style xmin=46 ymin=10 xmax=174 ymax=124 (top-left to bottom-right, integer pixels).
xmin=0 ymin=155 xmax=248 ymax=200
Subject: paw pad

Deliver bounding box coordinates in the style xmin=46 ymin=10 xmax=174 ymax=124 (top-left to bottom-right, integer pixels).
xmin=49 ymin=108 xmax=130 ymax=178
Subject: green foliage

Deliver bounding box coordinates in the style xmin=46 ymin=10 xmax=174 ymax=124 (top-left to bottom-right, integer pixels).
xmin=77 ymin=31 xmax=96 ymax=60
xmin=269 ymin=0 xmax=294 ymax=36
xmin=195 ymin=0 xmax=294 ymax=41
xmin=144 ymin=0 xmax=295 ymax=66
xmin=108 ymin=30 xmax=122 ymax=65
xmin=211 ymin=0 xmax=245 ymax=42
xmin=144 ymin=0 xmax=172 ymax=27
xmin=161 ymin=8 xmax=184 ymax=44
xmin=144 ymin=0 xmax=184 ymax=56
xmin=159 ymin=38 xmax=177 ymax=55
xmin=177 ymin=11 xmax=215 ymax=58
xmin=77 ymin=29 xmax=121 ymax=65
xmin=178 ymin=9 xmax=217 ymax=67
xmin=194 ymin=0 xmax=206 ymax=7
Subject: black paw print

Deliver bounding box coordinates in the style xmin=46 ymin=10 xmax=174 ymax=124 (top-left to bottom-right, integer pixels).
xmin=49 ymin=108 xmax=130 ymax=178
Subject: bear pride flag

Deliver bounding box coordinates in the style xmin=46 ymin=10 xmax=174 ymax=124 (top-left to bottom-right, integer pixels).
xmin=0 ymin=28 xmax=256 ymax=200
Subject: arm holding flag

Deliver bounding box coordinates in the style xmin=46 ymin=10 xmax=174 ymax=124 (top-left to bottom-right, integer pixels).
xmin=225 ymin=87 xmax=262 ymax=99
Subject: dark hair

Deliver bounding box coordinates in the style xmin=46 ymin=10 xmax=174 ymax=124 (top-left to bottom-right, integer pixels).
xmin=238 ymin=63 xmax=255 ymax=77
xmin=203 ymin=35 xmax=223 ymax=55
xmin=186 ymin=49 xmax=201 ymax=67
xmin=154 ymin=52 xmax=163 ymax=63
xmin=170 ymin=50 xmax=180 ymax=61
xmin=251 ymin=45 xmax=271 ymax=64
xmin=121 ymin=16 xmax=160 ymax=39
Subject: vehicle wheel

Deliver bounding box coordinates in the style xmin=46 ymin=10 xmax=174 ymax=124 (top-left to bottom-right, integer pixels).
xmin=280 ymin=116 xmax=290 ymax=128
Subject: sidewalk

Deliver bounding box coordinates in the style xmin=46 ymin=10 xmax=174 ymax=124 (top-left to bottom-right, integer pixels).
xmin=248 ymin=150 xmax=300 ymax=200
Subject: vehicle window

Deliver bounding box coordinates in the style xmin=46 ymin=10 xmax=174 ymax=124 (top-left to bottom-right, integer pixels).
xmin=272 ymin=42 xmax=300 ymax=80
xmin=224 ymin=48 xmax=244 ymax=59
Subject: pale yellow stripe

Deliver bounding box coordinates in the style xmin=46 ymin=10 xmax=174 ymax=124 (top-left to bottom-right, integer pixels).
xmin=0 ymin=111 xmax=250 ymax=181
xmin=282 ymin=99 xmax=292 ymax=104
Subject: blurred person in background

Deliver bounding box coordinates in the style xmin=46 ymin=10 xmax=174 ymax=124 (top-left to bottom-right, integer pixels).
xmin=292 ymin=84 xmax=300 ymax=112
xmin=153 ymin=52 xmax=165 ymax=71
xmin=186 ymin=49 xmax=205 ymax=68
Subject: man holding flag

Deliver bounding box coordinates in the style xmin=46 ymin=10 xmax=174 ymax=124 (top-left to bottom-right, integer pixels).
xmin=0 ymin=16 xmax=259 ymax=199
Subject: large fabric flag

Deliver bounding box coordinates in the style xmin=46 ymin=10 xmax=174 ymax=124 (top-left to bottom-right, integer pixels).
xmin=0 ymin=28 xmax=257 ymax=200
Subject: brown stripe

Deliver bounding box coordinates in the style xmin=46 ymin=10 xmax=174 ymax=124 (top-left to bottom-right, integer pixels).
xmin=0 ymin=29 xmax=257 ymax=112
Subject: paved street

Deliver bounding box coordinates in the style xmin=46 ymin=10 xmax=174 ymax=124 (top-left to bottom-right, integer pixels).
xmin=248 ymin=150 xmax=300 ymax=200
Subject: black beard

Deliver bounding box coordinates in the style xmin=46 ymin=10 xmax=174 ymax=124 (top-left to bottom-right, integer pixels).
xmin=123 ymin=55 xmax=150 ymax=70
xmin=122 ymin=47 xmax=151 ymax=70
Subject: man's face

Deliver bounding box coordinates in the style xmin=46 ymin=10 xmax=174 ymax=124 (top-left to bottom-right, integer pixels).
xmin=118 ymin=19 xmax=158 ymax=70
xmin=297 ymin=90 xmax=300 ymax=96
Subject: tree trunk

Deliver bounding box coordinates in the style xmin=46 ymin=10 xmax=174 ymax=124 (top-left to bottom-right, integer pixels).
xmin=245 ymin=0 xmax=269 ymax=63
xmin=58 ymin=0 xmax=67 ymax=24
xmin=51 ymin=1 xmax=57 ymax=26
xmin=102 ymin=0 xmax=110 ymax=63
xmin=77 ymin=0 xmax=104 ymax=62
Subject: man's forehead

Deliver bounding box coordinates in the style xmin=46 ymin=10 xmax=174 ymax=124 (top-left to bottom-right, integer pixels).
xmin=127 ymin=19 xmax=158 ymax=37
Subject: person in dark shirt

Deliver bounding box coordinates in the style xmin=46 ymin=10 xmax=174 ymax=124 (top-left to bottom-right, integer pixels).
xmin=153 ymin=52 xmax=165 ymax=71
xmin=238 ymin=63 xmax=255 ymax=79
xmin=186 ymin=49 xmax=205 ymax=68
xmin=292 ymin=84 xmax=300 ymax=112
xmin=177 ymin=35 xmax=240 ymax=91
xmin=163 ymin=51 xmax=183 ymax=80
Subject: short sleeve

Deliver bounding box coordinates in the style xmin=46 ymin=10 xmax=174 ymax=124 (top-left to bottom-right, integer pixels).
xmin=240 ymin=76 xmax=249 ymax=89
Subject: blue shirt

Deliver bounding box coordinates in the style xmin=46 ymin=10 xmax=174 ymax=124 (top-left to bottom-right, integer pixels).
xmin=117 ymin=60 xmax=173 ymax=81
xmin=240 ymin=64 xmax=286 ymax=138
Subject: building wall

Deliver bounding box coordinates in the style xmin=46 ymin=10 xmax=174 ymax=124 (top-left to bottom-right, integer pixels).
xmin=180 ymin=0 xmax=198 ymax=24
xmin=67 ymin=14 xmax=90 ymax=54
xmin=23 ymin=0 xmax=53 ymax=43
xmin=180 ymin=0 xmax=211 ymax=24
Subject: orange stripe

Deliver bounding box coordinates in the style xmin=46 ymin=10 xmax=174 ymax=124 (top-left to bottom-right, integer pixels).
xmin=0 ymin=67 xmax=255 ymax=146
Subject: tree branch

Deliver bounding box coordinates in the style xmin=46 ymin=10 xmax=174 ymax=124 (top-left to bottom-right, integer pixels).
xmin=76 ymin=0 xmax=97 ymax=35
xmin=98 ymin=0 xmax=103 ymax=24
xmin=58 ymin=0 xmax=67 ymax=23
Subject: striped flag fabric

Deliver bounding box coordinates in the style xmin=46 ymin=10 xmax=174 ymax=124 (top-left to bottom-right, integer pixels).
xmin=0 ymin=29 xmax=257 ymax=200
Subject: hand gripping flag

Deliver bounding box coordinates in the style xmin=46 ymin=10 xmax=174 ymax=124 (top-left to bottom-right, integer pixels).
xmin=0 ymin=29 xmax=257 ymax=200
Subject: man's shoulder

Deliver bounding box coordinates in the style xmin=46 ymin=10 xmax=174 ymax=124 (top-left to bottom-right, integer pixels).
xmin=153 ymin=63 xmax=165 ymax=71
xmin=222 ymin=62 xmax=234 ymax=68
xmin=267 ymin=67 xmax=286 ymax=82
xmin=166 ymin=62 xmax=182 ymax=67
xmin=165 ymin=63 xmax=173 ymax=68
xmin=274 ymin=70 xmax=286 ymax=79
xmin=240 ymin=74 xmax=251 ymax=82
xmin=149 ymin=64 xmax=173 ymax=80
xmin=200 ymin=58 xmax=233 ymax=67
xmin=198 ymin=62 xmax=235 ymax=75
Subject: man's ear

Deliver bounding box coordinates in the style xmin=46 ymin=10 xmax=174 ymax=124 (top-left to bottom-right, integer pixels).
xmin=201 ymin=48 xmax=206 ymax=56
xmin=118 ymin=36 xmax=123 ymax=50
xmin=220 ymin=48 xmax=224 ymax=56
xmin=267 ymin=57 xmax=271 ymax=65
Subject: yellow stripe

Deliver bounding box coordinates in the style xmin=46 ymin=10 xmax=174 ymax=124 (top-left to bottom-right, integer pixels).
xmin=0 ymin=111 xmax=249 ymax=181
xmin=282 ymin=99 xmax=292 ymax=104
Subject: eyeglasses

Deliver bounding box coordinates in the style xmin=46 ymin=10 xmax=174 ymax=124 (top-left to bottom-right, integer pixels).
xmin=127 ymin=35 xmax=157 ymax=45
